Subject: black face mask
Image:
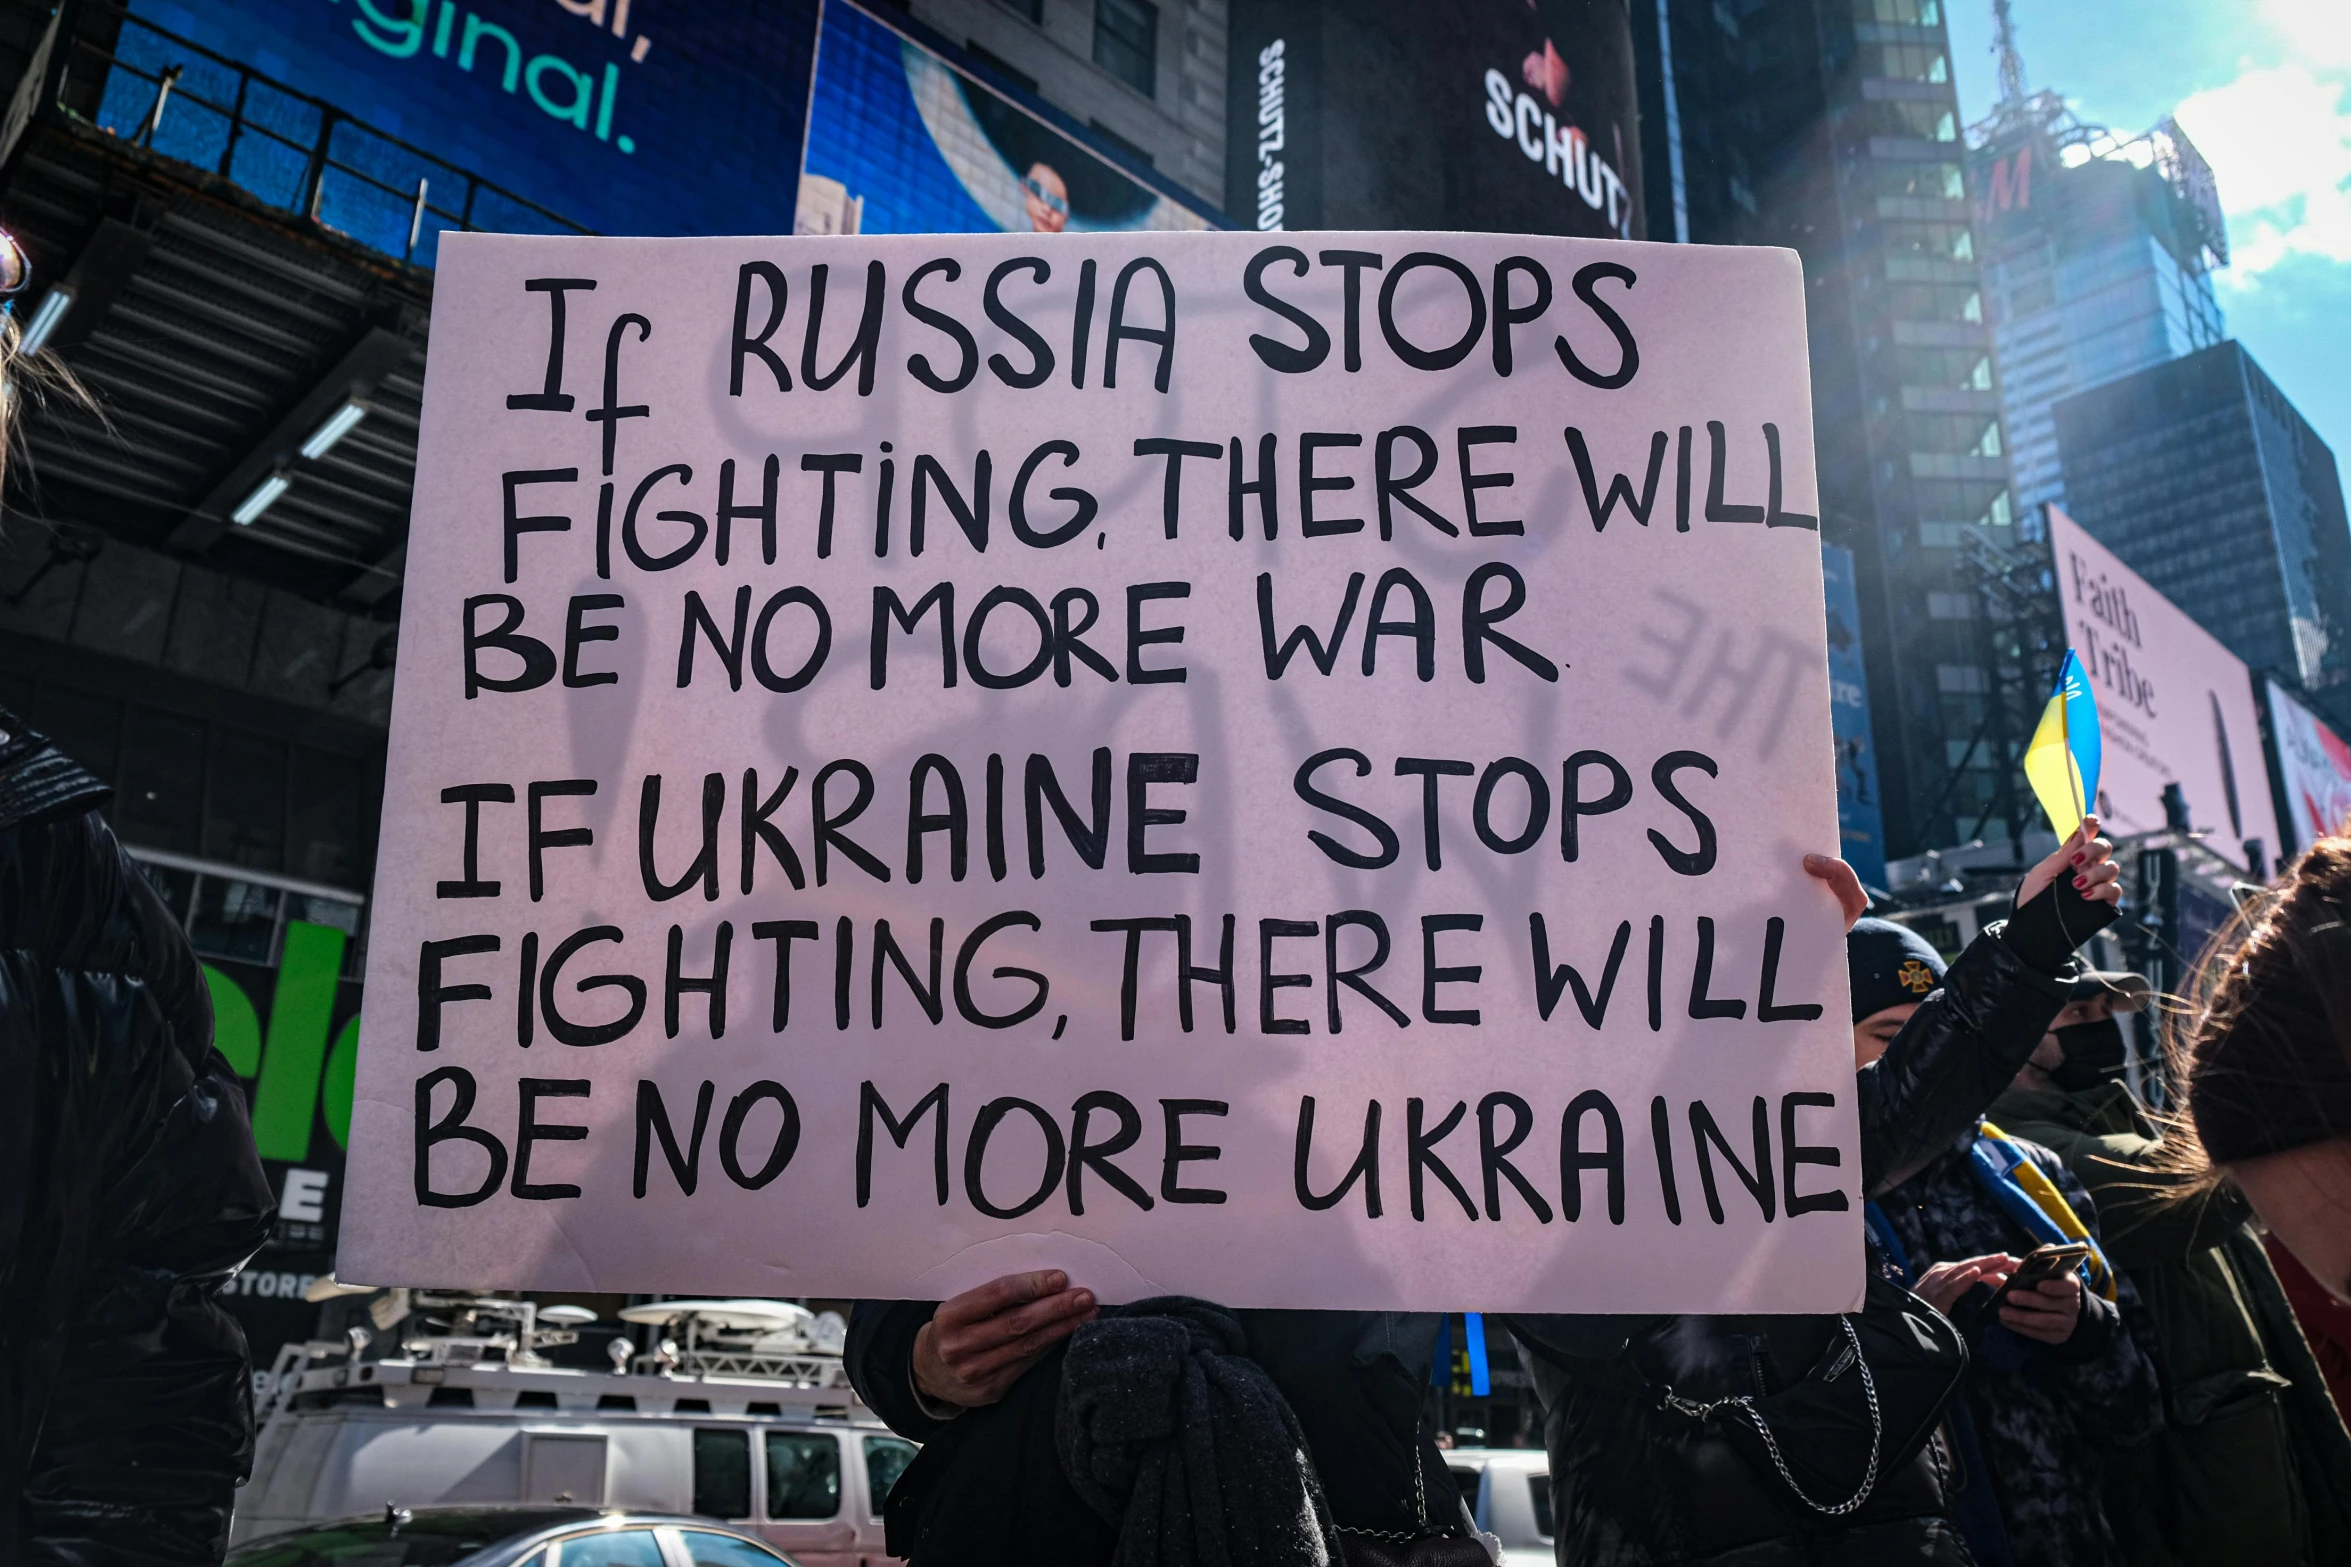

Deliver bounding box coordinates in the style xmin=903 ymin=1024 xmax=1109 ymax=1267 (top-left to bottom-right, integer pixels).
xmin=2050 ymin=1018 xmax=2130 ymax=1092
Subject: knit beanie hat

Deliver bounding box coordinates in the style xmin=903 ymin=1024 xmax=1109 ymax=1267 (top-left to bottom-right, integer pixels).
xmin=1846 ymin=917 xmax=1946 ymax=1023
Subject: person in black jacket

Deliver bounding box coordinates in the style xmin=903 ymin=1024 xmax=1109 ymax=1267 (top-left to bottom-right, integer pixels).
xmin=848 ymin=1289 xmax=1469 ymax=1565
xmin=0 ymin=712 xmax=276 ymax=1563
xmin=1856 ymin=926 xmax=2163 ymax=1567
xmin=1507 ymin=823 xmax=2124 ymax=1567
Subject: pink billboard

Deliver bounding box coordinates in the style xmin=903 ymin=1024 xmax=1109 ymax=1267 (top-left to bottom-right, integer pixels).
xmin=2047 ymin=507 xmax=2278 ymax=871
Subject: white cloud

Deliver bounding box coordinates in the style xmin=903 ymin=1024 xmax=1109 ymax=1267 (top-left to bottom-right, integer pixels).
xmin=2173 ymin=62 xmax=2351 ymax=276
xmin=2264 ymin=0 xmax=2351 ymax=70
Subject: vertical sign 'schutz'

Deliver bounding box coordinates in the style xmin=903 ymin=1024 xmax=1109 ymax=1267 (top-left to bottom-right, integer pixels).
xmin=342 ymin=231 xmax=1858 ymax=1313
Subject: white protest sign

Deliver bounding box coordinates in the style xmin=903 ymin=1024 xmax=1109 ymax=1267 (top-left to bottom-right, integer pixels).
xmin=341 ymin=230 xmax=1860 ymax=1314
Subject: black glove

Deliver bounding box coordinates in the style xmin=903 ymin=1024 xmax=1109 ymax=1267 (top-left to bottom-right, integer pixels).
xmin=1997 ymin=868 xmax=2118 ymax=974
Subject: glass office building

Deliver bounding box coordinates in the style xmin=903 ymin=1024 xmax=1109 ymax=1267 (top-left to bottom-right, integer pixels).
xmin=1970 ymin=103 xmax=2228 ymax=517
xmin=1631 ymin=0 xmax=2019 ymax=859
xmin=2054 ymin=341 xmax=2351 ymax=732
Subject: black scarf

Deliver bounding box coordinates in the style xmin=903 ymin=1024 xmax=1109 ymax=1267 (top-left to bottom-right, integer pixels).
xmin=1059 ymin=1297 xmax=1344 ymax=1567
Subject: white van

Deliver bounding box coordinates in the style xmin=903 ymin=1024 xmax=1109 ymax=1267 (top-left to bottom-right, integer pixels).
xmin=235 ymin=1296 xmax=912 ymax=1567
xmin=1442 ymin=1448 xmax=1553 ymax=1567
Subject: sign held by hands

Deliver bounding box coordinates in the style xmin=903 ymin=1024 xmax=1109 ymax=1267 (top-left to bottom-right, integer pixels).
xmin=341 ymin=229 xmax=1859 ymax=1313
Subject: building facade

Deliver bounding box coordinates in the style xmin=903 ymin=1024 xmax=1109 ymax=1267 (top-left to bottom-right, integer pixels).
xmin=1631 ymin=0 xmax=2022 ymax=860
xmin=1970 ymin=104 xmax=2227 ymax=517
xmin=2054 ymin=341 xmax=2351 ymax=731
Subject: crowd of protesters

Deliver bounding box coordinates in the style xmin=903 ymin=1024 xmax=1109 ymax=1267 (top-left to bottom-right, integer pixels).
xmin=8 ymin=678 xmax=2351 ymax=1567
xmin=9 ymin=644 xmax=2351 ymax=1565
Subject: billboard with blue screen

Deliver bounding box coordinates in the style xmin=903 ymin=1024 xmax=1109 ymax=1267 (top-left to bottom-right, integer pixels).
xmin=796 ymin=1 xmax=1210 ymax=237
xmin=98 ymin=0 xmax=1209 ymax=259
xmin=104 ymin=0 xmax=820 ymax=257
xmin=1822 ymin=543 xmax=1888 ymax=889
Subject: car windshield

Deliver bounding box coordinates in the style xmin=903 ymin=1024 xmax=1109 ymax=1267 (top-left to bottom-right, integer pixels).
xmin=226 ymin=1510 xmax=596 ymax=1567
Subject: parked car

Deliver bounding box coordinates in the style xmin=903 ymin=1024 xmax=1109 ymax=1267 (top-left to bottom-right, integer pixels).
xmin=1442 ymin=1448 xmax=1553 ymax=1567
xmin=224 ymin=1507 xmax=797 ymax=1566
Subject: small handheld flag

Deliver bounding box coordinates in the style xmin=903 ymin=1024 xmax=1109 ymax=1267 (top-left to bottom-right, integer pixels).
xmin=2023 ymin=650 xmax=2101 ymax=841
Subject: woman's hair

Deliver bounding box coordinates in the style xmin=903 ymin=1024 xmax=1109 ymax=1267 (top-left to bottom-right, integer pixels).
xmin=0 ymin=297 xmax=102 ymax=519
xmin=2176 ymin=834 xmax=2351 ymax=1170
xmin=0 ymin=308 xmax=24 ymax=485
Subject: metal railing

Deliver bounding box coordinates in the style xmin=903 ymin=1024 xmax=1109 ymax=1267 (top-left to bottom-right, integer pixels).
xmin=54 ymin=1 xmax=590 ymax=265
xmin=126 ymin=843 xmax=367 ymax=976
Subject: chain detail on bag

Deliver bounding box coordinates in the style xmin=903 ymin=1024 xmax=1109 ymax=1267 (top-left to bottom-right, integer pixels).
xmin=1336 ymin=1439 xmax=1433 ymax=1543
xmin=1655 ymin=1315 xmax=1884 ymax=1517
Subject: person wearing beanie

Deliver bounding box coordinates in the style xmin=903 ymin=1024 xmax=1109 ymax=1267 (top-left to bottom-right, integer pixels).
xmin=1847 ymin=916 xmax=1955 ymax=1058
xmin=1989 ymin=952 xmax=2351 ymax=1567
xmin=1851 ymin=924 xmax=2162 ymax=1567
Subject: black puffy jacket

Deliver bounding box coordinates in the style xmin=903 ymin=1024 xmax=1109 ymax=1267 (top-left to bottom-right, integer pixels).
xmin=0 ymin=714 xmax=275 ymax=1563
xmin=1507 ymin=925 xmax=2075 ymax=1567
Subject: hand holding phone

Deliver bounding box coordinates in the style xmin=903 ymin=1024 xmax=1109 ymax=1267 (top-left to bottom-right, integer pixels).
xmin=1986 ymin=1241 xmax=2091 ymax=1313
xmin=1911 ymin=1253 xmax=2017 ymax=1314
xmin=1988 ymin=1242 xmax=2091 ymax=1344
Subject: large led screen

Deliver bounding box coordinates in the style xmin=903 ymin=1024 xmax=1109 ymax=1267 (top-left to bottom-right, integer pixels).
xmin=1229 ymin=0 xmax=1641 ymax=240
xmin=99 ymin=0 xmax=820 ymax=258
xmin=796 ymin=1 xmax=1211 ymax=238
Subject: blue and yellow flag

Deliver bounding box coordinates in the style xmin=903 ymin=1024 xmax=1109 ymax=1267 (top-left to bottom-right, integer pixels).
xmin=2022 ymin=650 xmax=2101 ymax=841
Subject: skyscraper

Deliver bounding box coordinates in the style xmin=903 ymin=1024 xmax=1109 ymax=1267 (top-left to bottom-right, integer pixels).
xmin=1968 ymin=66 xmax=2229 ymax=516
xmin=2054 ymin=341 xmax=2351 ymax=731
xmin=1630 ymin=0 xmax=2020 ymax=860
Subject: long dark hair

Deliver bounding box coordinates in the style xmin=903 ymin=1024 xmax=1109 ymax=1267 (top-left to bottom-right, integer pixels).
xmin=2173 ymin=834 xmax=2351 ymax=1178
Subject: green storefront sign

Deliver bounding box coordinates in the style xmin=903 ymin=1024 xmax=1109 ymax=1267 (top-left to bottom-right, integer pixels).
xmin=205 ymin=919 xmax=362 ymax=1161
xmin=205 ymin=919 xmax=365 ymax=1357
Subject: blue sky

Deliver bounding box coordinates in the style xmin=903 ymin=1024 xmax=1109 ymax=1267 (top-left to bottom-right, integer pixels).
xmin=1943 ymin=0 xmax=2351 ymax=466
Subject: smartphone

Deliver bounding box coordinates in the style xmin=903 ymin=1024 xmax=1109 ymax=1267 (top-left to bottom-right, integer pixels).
xmin=1988 ymin=1241 xmax=2092 ymax=1312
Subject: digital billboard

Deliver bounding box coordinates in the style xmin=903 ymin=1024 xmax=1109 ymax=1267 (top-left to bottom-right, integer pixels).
xmin=2047 ymin=507 xmax=2278 ymax=870
xmin=102 ymin=0 xmax=821 ymax=256
xmin=2263 ymin=677 xmax=2351 ymax=854
xmin=1822 ymin=543 xmax=1888 ymax=888
xmin=797 ymin=1 xmax=1211 ymax=237
xmin=1230 ymin=0 xmax=1641 ymax=240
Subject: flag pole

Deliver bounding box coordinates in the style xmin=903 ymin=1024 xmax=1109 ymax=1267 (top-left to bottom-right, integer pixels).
xmin=2063 ymin=654 xmax=2083 ymax=831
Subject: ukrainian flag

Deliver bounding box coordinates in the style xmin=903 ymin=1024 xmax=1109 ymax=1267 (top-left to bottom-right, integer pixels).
xmin=2023 ymin=649 xmax=2101 ymax=841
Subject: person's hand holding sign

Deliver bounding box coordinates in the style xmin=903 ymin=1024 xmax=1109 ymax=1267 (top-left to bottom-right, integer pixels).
xmin=1803 ymin=854 xmax=1871 ymax=929
xmin=913 ymin=1270 xmax=1097 ymax=1409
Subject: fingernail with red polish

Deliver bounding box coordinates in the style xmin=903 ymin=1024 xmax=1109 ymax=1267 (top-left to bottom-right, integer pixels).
xmin=2073 ymin=875 xmax=2088 ymax=890
xmin=2070 ymin=852 xmax=2085 ymax=866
